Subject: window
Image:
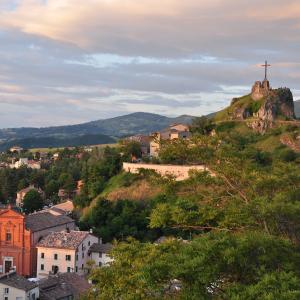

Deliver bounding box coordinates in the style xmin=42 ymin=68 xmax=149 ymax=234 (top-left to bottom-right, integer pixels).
xmin=4 ymin=297 xmax=8 ymax=300
xmin=4 ymin=288 xmax=9 ymax=294
xmin=6 ymin=233 xmax=11 ymax=242
xmin=75 ymin=266 xmax=78 ymax=272
xmin=54 ymin=254 xmax=58 ymax=260
xmin=52 ymin=265 xmax=59 ymax=274
xmin=99 ymin=252 xmax=102 ymax=258
xmin=82 ymin=244 xmax=84 ymax=250
xmin=76 ymin=254 xmax=78 ymax=261
xmin=41 ymin=264 xmax=44 ymax=271
xmin=67 ymin=267 xmax=71 ymax=272
xmin=98 ymin=262 xmax=102 ymax=267
xmin=31 ymin=293 xmax=36 ymax=300
xmin=82 ymin=264 xmax=84 ymax=270
xmin=66 ymin=255 xmax=71 ymax=261
xmin=88 ymin=241 xmax=90 ymax=246
xmin=41 ymin=253 xmax=45 ymax=259
xmin=82 ymin=252 xmax=84 ymax=259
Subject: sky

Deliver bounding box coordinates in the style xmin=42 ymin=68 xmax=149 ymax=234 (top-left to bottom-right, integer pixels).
xmin=0 ymin=0 xmax=300 ymax=128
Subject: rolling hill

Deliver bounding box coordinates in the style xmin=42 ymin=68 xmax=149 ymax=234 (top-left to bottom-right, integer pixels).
xmin=0 ymin=112 xmax=195 ymax=150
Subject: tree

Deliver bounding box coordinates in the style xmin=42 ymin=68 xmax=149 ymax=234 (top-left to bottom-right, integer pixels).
xmin=87 ymin=232 xmax=300 ymax=299
xmin=190 ymin=116 xmax=215 ymax=135
xmin=22 ymin=190 xmax=43 ymax=214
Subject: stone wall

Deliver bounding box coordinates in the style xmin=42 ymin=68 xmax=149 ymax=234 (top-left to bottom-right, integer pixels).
xmin=123 ymin=162 xmax=212 ymax=181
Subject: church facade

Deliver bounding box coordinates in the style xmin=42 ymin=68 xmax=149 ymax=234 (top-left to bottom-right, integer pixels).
xmin=0 ymin=207 xmax=75 ymax=277
xmin=0 ymin=209 xmax=31 ymax=276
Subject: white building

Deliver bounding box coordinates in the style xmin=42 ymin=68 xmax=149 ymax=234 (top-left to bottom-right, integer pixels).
xmin=9 ymin=159 xmax=41 ymax=170
xmin=36 ymin=231 xmax=99 ymax=279
xmin=0 ymin=271 xmax=39 ymax=300
xmin=88 ymin=243 xmax=113 ymax=267
xmin=9 ymin=146 xmax=23 ymax=154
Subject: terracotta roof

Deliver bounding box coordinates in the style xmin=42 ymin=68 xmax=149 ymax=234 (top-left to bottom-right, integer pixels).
xmin=37 ymin=231 xmax=90 ymax=250
xmin=89 ymin=243 xmax=113 ymax=253
xmin=39 ymin=273 xmax=90 ymax=300
xmin=0 ymin=272 xmax=37 ymax=291
xmin=25 ymin=211 xmax=74 ymax=232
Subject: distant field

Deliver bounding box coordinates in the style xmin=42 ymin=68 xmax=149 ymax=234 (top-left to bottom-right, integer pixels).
xmin=29 ymin=143 xmax=118 ymax=153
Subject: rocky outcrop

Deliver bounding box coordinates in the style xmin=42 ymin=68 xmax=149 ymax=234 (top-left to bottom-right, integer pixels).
xmin=280 ymin=134 xmax=300 ymax=152
xmin=251 ymin=88 xmax=295 ymax=133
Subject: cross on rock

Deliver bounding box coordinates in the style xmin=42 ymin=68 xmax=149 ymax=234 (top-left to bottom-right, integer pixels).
xmin=261 ymin=60 xmax=271 ymax=80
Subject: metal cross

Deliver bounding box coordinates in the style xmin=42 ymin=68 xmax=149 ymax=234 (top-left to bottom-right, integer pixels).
xmin=261 ymin=60 xmax=271 ymax=80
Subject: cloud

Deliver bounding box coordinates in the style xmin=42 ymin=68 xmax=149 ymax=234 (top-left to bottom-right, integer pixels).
xmin=0 ymin=1 xmax=299 ymax=127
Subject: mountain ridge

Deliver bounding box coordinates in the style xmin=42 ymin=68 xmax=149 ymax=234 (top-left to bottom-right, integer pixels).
xmin=0 ymin=112 xmax=195 ymax=150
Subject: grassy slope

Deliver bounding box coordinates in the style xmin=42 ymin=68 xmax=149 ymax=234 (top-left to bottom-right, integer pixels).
xmin=214 ymin=94 xmax=264 ymax=122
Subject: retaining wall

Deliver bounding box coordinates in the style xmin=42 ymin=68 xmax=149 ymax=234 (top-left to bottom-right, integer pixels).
xmin=123 ymin=162 xmax=211 ymax=181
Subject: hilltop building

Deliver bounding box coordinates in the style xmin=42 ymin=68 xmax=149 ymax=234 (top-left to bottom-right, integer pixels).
xmin=150 ymin=123 xmax=191 ymax=157
xmin=125 ymin=135 xmax=151 ymax=157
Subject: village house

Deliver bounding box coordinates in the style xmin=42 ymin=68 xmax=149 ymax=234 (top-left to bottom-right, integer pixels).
xmin=9 ymin=147 xmax=23 ymax=154
xmin=16 ymin=185 xmax=45 ymax=208
xmin=150 ymin=123 xmax=191 ymax=157
xmin=125 ymin=134 xmax=151 ymax=157
xmin=88 ymin=242 xmax=113 ymax=267
xmin=38 ymin=272 xmax=91 ymax=300
xmin=0 ymin=271 xmax=39 ymax=300
xmin=0 ymin=207 xmax=75 ymax=277
xmin=36 ymin=231 xmax=99 ymax=279
xmin=0 ymin=271 xmax=90 ymax=300
xmin=52 ymin=153 xmax=60 ymax=161
xmin=9 ymin=159 xmax=41 ymax=170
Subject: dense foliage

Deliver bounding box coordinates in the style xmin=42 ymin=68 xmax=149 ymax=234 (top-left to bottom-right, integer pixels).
xmin=84 ymin=122 xmax=300 ymax=299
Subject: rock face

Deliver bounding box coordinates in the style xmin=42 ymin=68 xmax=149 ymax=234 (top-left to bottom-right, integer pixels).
xmin=251 ymin=88 xmax=295 ymax=132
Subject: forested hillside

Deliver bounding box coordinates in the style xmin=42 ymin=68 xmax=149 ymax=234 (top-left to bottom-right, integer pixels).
xmin=0 ymin=112 xmax=194 ymax=150
xmin=79 ymin=120 xmax=300 ymax=299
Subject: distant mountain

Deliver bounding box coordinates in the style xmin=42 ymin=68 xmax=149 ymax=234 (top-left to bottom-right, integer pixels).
xmin=0 ymin=112 xmax=195 ymax=150
xmin=0 ymin=134 xmax=116 ymax=152
xmin=295 ymin=100 xmax=300 ymax=118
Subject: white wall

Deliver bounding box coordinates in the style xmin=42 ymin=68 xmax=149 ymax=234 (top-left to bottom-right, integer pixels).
xmin=89 ymin=252 xmax=113 ymax=267
xmin=75 ymin=235 xmax=99 ymax=275
xmin=37 ymin=247 xmax=76 ymax=279
xmin=0 ymin=283 xmax=39 ymax=300
xmin=123 ymin=162 xmax=212 ymax=181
